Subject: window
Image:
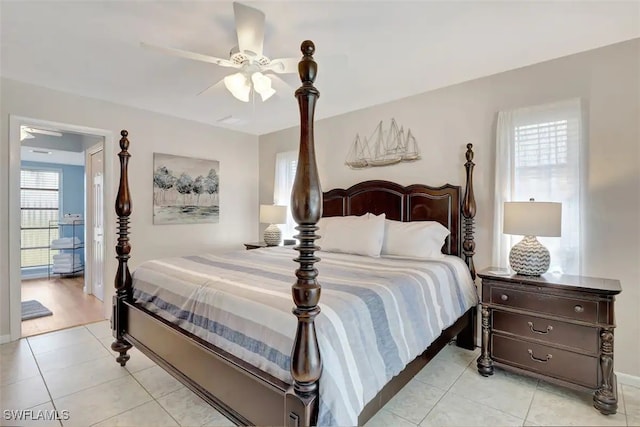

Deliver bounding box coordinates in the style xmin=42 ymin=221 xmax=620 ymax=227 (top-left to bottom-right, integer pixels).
xmin=273 ymin=151 xmax=298 ymax=240
xmin=21 ymin=169 xmax=61 ymax=268
xmin=493 ymin=99 xmax=583 ymax=274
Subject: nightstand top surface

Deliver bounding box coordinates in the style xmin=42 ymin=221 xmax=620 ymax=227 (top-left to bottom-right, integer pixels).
xmin=244 ymin=241 xmax=269 ymax=247
xmin=244 ymin=241 xmax=295 ymax=249
xmin=478 ymin=267 xmax=622 ymax=295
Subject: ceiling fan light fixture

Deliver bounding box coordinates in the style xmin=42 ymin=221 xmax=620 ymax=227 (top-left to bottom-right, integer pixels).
xmin=141 ymin=2 xmax=302 ymax=104
xmin=251 ymin=72 xmax=275 ymax=101
xmin=224 ymin=72 xmax=251 ymax=102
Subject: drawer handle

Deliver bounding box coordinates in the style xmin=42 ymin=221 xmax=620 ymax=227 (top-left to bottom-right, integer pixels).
xmin=500 ymin=294 xmax=509 ymax=301
xmin=574 ymin=305 xmax=584 ymax=313
xmin=527 ymin=349 xmax=552 ymax=363
xmin=527 ymin=321 xmax=553 ymax=335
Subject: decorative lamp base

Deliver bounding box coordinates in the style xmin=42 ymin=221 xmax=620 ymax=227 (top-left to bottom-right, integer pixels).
xmin=263 ymin=224 xmax=282 ymax=246
xmin=509 ymin=235 xmax=550 ymax=276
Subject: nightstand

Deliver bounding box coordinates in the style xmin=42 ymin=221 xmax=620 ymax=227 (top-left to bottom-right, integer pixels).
xmin=476 ymin=268 xmax=622 ymax=415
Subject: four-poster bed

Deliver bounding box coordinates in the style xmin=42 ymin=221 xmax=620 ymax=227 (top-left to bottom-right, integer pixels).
xmin=111 ymin=40 xmax=478 ymax=426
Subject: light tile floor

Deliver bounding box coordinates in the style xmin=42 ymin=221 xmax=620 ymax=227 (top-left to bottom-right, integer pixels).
xmin=1 ymin=321 xmax=638 ymax=427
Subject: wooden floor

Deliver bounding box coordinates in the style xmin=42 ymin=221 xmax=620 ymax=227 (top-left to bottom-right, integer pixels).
xmin=21 ymin=275 xmax=106 ymax=337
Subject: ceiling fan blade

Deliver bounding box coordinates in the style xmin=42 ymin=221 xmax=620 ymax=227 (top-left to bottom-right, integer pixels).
xmin=24 ymin=127 xmax=62 ymax=137
xmin=233 ymin=2 xmax=265 ymax=57
xmin=196 ymin=78 xmax=226 ymax=97
xmin=140 ymin=42 xmax=238 ymax=68
xmin=267 ymin=73 xmax=295 ymax=94
xmin=265 ymin=57 xmax=298 ymax=74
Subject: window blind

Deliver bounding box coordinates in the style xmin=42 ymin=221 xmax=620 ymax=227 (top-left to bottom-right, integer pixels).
xmin=515 ymin=120 xmax=569 ymax=167
xmin=21 ymin=169 xmax=60 ymax=268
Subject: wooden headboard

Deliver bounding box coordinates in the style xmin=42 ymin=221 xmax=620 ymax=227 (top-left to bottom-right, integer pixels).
xmin=323 ymin=181 xmax=462 ymax=256
xmin=321 ymin=144 xmax=477 ymax=277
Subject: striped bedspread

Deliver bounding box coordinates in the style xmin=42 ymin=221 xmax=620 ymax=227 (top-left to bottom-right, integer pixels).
xmin=132 ymin=247 xmax=478 ymax=426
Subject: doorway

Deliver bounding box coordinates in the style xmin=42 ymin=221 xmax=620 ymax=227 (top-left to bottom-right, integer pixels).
xmin=8 ymin=116 xmax=114 ymax=340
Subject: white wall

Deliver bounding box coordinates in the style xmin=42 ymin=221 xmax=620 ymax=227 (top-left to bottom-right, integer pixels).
xmin=0 ymin=78 xmax=259 ymax=338
xmin=259 ymin=39 xmax=640 ymax=377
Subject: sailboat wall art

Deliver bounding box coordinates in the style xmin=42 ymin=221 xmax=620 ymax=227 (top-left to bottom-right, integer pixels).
xmin=345 ymin=118 xmax=421 ymax=169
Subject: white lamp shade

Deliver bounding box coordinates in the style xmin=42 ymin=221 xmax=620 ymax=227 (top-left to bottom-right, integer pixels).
xmin=251 ymin=72 xmax=275 ymax=101
xmin=260 ymin=204 xmax=287 ymax=224
xmin=224 ymin=72 xmax=250 ymax=102
xmin=503 ymin=201 xmax=562 ymax=237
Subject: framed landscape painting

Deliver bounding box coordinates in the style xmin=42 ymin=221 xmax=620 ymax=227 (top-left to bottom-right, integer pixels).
xmin=153 ymin=153 xmax=220 ymax=225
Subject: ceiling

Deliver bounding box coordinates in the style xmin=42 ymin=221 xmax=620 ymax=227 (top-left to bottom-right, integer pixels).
xmin=2 ymin=1 xmax=638 ymax=136
xmin=20 ymin=131 xmax=104 ymax=165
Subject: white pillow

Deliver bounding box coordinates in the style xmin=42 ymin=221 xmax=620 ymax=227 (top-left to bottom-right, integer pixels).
xmin=381 ymin=219 xmax=450 ymax=259
xmin=317 ymin=213 xmax=386 ymax=257
xmin=317 ymin=213 xmax=366 ymax=238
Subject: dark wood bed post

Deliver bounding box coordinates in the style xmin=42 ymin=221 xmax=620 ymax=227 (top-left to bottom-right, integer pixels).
xmin=462 ymin=143 xmax=476 ymax=280
xmin=455 ymin=143 xmax=477 ymax=351
xmin=111 ymin=130 xmax=133 ymax=367
xmin=286 ymin=40 xmax=322 ymax=427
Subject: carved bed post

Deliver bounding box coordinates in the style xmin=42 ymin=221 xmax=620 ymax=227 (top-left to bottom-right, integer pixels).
xmin=285 ymin=40 xmax=322 ymax=427
xmin=111 ymin=130 xmax=133 ymax=367
xmin=462 ymin=143 xmax=476 ymax=280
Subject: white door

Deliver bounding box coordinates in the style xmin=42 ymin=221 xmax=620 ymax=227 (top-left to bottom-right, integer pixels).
xmin=90 ymin=148 xmax=105 ymax=301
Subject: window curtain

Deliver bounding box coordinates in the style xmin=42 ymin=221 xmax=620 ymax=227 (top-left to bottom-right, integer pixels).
xmin=273 ymin=150 xmax=298 ymax=240
xmin=493 ymin=98 xmax=584 ymax=275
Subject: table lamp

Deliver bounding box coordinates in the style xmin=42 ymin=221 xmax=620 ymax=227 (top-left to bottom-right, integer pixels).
xmin=260 ymin=204 xmax=287 ymax=246
xmin=503 ymin=199 xmax=562 ymax=276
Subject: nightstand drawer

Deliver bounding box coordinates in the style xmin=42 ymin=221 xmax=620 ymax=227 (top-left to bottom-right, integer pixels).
xmin=492 ymin=334 xmax=598 ymax=389
xmin=492 ymin=310 xmax=598 ymax=354
xmin=489 ymin=286 xmax=597 ymax=323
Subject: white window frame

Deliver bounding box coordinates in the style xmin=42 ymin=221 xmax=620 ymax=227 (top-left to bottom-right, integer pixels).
xmin=493 ymin=98 xmax=585 ymax=275
xmin=273 ymin=151 xmax=298 ymax=240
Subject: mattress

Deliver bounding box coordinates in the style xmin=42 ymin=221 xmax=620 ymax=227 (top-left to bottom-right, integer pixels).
xmin=132 ymin=246 xmax=478 ymax=426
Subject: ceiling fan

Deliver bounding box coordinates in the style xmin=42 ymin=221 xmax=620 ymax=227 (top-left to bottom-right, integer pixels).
xmin=20 ymin=126 xmax=63 ymax=141
xmin=141 ymin=2 xmax=299 ymax=102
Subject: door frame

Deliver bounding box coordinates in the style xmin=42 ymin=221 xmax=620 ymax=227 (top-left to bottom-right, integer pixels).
xmin=9 ymin=115 xmax=114 ymax=340
xmin=84 ymin=142 xmax=105 ymax=298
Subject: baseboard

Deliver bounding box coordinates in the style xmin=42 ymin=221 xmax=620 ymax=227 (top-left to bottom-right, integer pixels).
xmin=616 ymin=371 xmax=640 ymax=388
xmin=0 ymin=334 xmax=11 ymax=344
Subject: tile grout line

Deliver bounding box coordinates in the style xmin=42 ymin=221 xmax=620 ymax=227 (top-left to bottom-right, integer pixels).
xmin=86 ymin=399 xmax=152 ymax=427
xmin=38 ymin=355 xmax=129 ymax=402
xmin=120 ymin=355 xmax=182 ymax=427
xmin=621 ymin=385 xmax=630 ymax=427
xmin=64 ymin=333 xmax=152 ymax=427
xmin=415 ymin=345 xmax=479 ymax=425
xmin=522 ymin=378 xmax=540 ymax=426
xmin=34 ymin=326 xmax=134 ymax=426
xmin=442 ymin=362 xmax=535 ymax=424
xmin=25 ymin=337 xmax=63 ymax=427
xmin=152 ymin=396 xmax=182 ymax=427
xmin=620 ymin=384 xmax=628 ymax=425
